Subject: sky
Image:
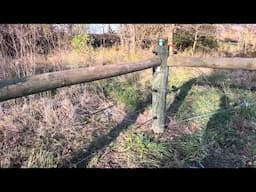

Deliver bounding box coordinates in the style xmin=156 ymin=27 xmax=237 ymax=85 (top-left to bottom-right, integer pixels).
xmin=88 ymin=24 xmax=120 ymax=34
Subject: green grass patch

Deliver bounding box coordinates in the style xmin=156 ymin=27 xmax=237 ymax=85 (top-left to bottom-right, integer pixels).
xmin=168 ymin=131 xmax=207 ymax=167
xmin=164 ymin=69 xmax=256 ymax=167
xmin=114 ymin=132 xmax=171 ymax=168
xmin=104 ymin=76 xmax=142 ymax=111
xmin=107 ymin=82 xmax=139 ymax=111
xmin=176 ymin=87 xmax=223 ymax=126
xmin=169 ymin=69 xmax=196 ymax=88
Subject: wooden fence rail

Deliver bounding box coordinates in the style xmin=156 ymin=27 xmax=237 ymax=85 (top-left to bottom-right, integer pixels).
xmin=0 ymin=57 xmax=161 ymax=102
xmin=168 ymin=56 xmax=256 ymax=70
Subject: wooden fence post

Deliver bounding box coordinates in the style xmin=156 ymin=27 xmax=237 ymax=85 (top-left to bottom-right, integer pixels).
xmin=152 ymin=39 xmax=169 ymax=133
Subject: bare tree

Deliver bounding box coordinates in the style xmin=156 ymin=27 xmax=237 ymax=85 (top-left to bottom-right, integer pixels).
xmin=166 ymin=24 xmax=175 ymax=55
xmin=119 ymin=24 xmax=136 ymax=53
xmin=176 ymin=24 xmax=217 ymax=55
xmin=128 ymin=24 xmax=136 ymax=54
xmin=118 ymin=24 xmax=171 ymax=52
xmin=192 ymin=25 xmax=200 ymax=56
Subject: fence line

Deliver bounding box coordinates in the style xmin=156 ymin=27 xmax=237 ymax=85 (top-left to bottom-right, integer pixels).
xmin=0 ymin=57 xmax=161 ymax=102
xmin=168 ymin=56 xmax=256 ymax=70
xmin=2 ymin=38 xmax=256 ymax=133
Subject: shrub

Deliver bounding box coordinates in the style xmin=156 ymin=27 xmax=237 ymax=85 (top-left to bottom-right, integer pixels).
xmin=174 ymin=30 xmax=218 ymax=52
xmin=71 ymin=34 xmax=91 ymax=53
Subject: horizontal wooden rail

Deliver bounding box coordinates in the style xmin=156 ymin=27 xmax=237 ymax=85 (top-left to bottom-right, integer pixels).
xmin=168 ymin=56 xmax=256 ymax=70
xmin=0 ymin=57 xmax=161 ymax=102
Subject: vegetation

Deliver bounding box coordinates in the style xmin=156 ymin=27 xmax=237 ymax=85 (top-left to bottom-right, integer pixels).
xmin=1 ymin=24 xmax=256 ymax=168
xmin=71 ymin=33 xmax=92 ymax=53
xmin=174 ymin=29 xmax=218 ymax=52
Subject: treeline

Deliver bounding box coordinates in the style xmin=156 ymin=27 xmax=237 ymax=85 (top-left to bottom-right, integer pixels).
xmin=0 ymin=24 xmax=69 ymax=58
xmin=0 ymin=24 xmax=121 ymax=58
xmin=1 ymin=24 xmax=256 ymax=59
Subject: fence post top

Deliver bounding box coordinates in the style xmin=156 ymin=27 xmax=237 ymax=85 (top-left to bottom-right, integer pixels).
xmin=153 ymin=39 xmax=169 ymax=58
xmin=159 ymin=39 xmax=165 ymax=46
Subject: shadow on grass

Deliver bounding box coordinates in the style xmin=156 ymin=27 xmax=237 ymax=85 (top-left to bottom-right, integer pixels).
xmin=166 ymin=72 xmax=256 ymax=125
xmin=162 ymin=74 xmax=252 ymax=168
xmin=196 ymin=81 xmax=256 ymax=92
xmin=201 ymin=95 xmax=245 ymax=168
xmin=61 ymin=71 xmax=255 ymax=168
xmin=59 ymin=92 xmax=152 ymax=168
xmin=166 ymin=78 xmax=196 ymax=125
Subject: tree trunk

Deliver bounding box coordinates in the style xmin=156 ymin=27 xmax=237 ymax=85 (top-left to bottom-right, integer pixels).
xmin=167 ymin=24 xmax=174 ymax=55
xmin=108 ymin=24 xmax=112 ymax=33
xmin=68 ymin=24 xmax=73 ymax=35
xmin=192 ymin=30 xmax=198 ymax=56
xmin=129 ymin=24 xmax=136 ymax=54
xmin=244 ymin=40 xmax=247 ymax=55
xmin=119 ymin=24 xmax=125 ymax=48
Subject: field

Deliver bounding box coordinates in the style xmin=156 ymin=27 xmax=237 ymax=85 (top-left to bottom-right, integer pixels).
xmin=1 ymin=42 xmax=256 ymax=168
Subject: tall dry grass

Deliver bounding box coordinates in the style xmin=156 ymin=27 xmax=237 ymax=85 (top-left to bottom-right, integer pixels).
xmin=0 ymin=41 xmax=154 ymax=167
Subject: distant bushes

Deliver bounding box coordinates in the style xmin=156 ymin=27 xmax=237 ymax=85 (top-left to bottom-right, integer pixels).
xmin=71 ymin=34 xmax=91 ymax=53
xmin=174 ymin=29 xmax=218 ymax=52
xmin=0 ymin=24 xmax=69 ymax=58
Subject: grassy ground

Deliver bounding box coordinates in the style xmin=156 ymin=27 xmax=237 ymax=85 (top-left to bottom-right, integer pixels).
xmin=82 ymin=68 xmax=256 ymax=168
xmin=1 ymin=46 xmax=256 ymax=168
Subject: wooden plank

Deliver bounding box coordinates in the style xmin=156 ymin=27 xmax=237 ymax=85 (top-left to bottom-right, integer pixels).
xmin=152 ymin=45 xmax=169 ymax=133
xmin=0 ymin=57 xmax=161 ymax=102
xmin=168 ymin=56 xmax=256 ymax=70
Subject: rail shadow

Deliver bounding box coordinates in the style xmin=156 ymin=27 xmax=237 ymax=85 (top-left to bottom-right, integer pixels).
xmin=60 ymin=92 xmax=152 ymax=168
xmin=196 ymin=81 xmax=256 ymax=92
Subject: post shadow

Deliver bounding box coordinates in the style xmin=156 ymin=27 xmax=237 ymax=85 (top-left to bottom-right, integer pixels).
xmin=166 ymin=78 xmax=196 ymax=125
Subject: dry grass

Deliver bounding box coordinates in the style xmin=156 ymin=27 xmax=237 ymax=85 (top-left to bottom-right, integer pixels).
xmin=0 ymin=86 xmax=107 ymax=167
xmin=1 ymin=44 xmax=256 ymax=168
xmin=0 ymin=45 xmax=155 ymax=167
